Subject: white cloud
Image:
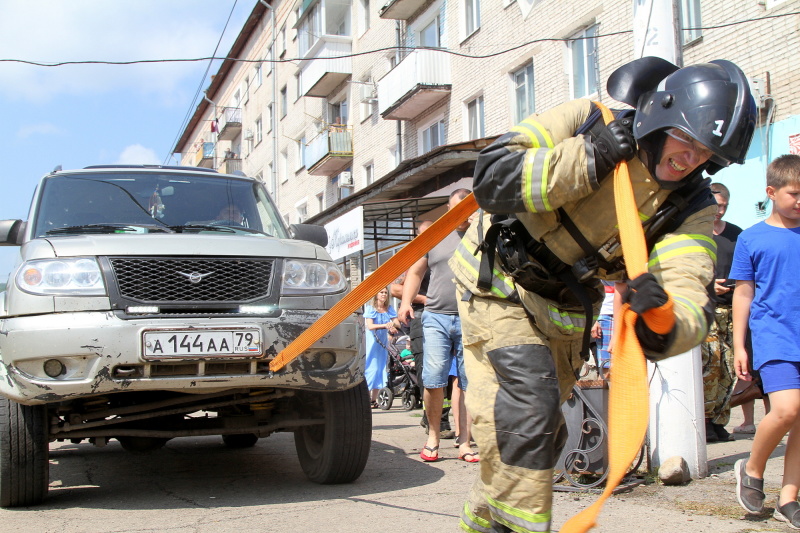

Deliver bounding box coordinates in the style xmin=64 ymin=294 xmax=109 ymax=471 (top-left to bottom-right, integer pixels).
xmin=16 ymin=122 xmax=63 ymax=139
xmin=0 ymin=1 xmax=250 ymax=103
xmin=115 ymin=144 xmax=160 ymax=165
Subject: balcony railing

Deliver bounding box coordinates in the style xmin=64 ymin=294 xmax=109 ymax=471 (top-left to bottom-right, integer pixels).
xmin=195 ymin=142 xmax=215 ymax=168
xmin=217 ymin=107 xmax=242 ymax=141
xmin=306 ymin=125 xmax=353 ymax=176
xmin=298 ymin=36 xmax=353 ymax=98
xmin=220 ymin=157 xmax=242 ymax=175
xmin=377 ymin=49 xmax=452 ymax=120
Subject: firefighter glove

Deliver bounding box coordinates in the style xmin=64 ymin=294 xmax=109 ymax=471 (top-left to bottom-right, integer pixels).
xmin=624 ymin=273 xmax=668 ymax=315
xmin=591 ymin=118 xmax=636 ymax=180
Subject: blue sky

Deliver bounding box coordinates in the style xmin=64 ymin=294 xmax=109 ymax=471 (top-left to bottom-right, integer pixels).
xmin=0 ymin=0 xmax=253 ymax=276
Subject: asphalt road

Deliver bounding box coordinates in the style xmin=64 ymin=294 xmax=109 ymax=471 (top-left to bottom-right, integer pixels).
xmin=0 ymin=401 xmax=785 ymax=532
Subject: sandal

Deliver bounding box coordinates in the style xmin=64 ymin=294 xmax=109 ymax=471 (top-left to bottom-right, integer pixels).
xmin=458 ymin=451 xmax=480 ymax=463
xmin=734 ymin=424 xmax=757 ymax=434
xmin=370 ymin=401 xmax=379 ymax=409
xmin=420 ymin=444 xmax=439 ymax=462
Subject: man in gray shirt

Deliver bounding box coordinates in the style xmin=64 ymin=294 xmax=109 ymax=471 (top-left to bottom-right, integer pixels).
xmin=399 ymin=188 xmax=478 ymax=463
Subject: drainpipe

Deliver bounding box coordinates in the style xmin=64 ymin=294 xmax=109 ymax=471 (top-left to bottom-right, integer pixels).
xmin=203 ymin=91 xmax=218 ymax=169
xmin=259 ymin=0 xmax=279 ymax=205
xmin=395 ymin=21 xmax=403 ymax=166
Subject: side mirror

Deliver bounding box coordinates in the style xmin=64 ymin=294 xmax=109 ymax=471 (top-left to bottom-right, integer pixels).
xmin=288 ymin=223 xmax=328 ymax=247
xmin=0 ymin=220 xmax=25 ymax=246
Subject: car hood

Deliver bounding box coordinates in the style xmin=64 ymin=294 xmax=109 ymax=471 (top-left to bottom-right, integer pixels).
xmin=23 ymin=234 xmax=325 ymax=261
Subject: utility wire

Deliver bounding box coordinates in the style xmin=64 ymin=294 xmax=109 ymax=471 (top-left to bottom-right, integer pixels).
xmin=2 ymin=10 xmax=797 ymax=70
xmin=162 ymin=0 xmax=239 ymax=164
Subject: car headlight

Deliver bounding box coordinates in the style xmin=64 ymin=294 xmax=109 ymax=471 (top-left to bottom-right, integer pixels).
xmin=282 ymin=259 xmax=347 ymax=294
xmin=17 ymin=258 xmax=106 ymax=295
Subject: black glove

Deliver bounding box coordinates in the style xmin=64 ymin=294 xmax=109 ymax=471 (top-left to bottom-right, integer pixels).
xmin=590 ymin=117 xmax=636 ymax=181
xmin=623 ymin=273 xmax=668 ymax=315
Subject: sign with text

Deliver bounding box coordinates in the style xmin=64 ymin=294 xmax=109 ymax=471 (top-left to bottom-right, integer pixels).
xmin=325 ymin=206 xmax=364 ymax=260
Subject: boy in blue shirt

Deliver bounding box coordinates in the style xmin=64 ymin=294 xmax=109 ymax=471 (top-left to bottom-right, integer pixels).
xmin=731 ymin=154 xmax=800 ymax=528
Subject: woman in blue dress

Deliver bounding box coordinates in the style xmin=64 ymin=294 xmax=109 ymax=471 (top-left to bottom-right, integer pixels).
xmin=364 ymin=287 xmax=398 ymax=407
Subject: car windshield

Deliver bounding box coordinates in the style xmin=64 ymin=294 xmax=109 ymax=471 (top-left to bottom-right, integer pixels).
xmin=32 ymin=171 xmax=288 ymax=239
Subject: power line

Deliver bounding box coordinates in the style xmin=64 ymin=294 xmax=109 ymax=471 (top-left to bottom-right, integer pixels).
xmin=2 ymin=10 xmax=797 ymax=70
xmin=162 ymin=0 xmax=239 ymax=164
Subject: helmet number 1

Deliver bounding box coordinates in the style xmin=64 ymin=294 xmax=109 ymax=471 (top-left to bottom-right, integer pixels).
xmin=713 ymin=120 xmax=725 ymax=137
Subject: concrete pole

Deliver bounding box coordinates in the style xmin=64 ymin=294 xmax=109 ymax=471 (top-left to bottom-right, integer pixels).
xmin=632 ymin=0 xmax=707 ymax=478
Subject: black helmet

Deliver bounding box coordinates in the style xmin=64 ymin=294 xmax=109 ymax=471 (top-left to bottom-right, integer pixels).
xmin=608 ymin=57 xmax=757 ymax=167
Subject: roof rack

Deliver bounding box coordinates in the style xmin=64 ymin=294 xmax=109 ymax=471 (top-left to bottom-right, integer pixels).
xmin=81 ymin=165 xmax=219 ymax=173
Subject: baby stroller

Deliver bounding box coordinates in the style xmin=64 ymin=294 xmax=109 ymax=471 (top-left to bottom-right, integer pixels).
xmin=376 ymin=334 xmax=421 ymax=411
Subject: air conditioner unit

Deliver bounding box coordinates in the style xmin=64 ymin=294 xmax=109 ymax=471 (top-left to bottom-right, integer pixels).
xmin=359 ymin=84 xmax=377 ymax=102
xmin=338 ymin=171 xmax=354 ymax=187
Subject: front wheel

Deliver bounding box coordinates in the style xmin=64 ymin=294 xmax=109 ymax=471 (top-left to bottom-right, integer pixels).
xmin=0 ymin=399 xmax=49 ymax=507
xmin=294 ymin=382 xmax=372 ymax=484
xmin=377 ymin=387 xmax=393 ymax=410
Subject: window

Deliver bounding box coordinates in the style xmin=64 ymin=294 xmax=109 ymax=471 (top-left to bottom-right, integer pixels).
xmin=296 ymin=201 xmax=308 ymax=223
xmin=317 ymin=192 xmax=324 ymax=212
xmin=267 ymin=104 xmax=273 ymax=132
xmin=364 ymin=163 xmax=374 ymax=186
xmin=232 ymin=89 xmax=241 ymax=108
xmin=280 ymin=27 xmax=287 ymax=57
xmin=243 ymin=77 xmax=250 ymax=104
xmin=328 ymin=100 xmax=348 ymax=125
xmin=254 ymin=64 xmax=262 ymax=88
xmin=512 ymin=63 xmax=534 ymax=123
xmin=464 ymin=0 xmax=481 ymax=36
xmin=266 ymin=47 xmax=273 ymax=74
xmin=467 ymin=96 xmax=485 ymax=139
xmin=421 ymin=119 xmax=445 ymax=153
xmin=358 ymin=0 xmax=370 ymax=35
xmin=299 ymin=3 xmax=321 ymax=56
xmin=280 ymin=86 xmax=288 ymax=118
xmin=255 ymin=116 xmax=263 ymax=144
xmin=679 ymin=0 xmax=702 ymax=45
xmin=283 ymin=213 xmax=290 ymax=225
xmin=420 ymin=16 xmax=441 ymax=47
xmin=281 ymin=149 xmax=289 ymax=183
xmin=295 ymin=72 xmax=302 ymax=100
xmin=570 ymin=25 xmax=599 ymax=99
xmin=296 ymin=137 xmax=306 ymax=171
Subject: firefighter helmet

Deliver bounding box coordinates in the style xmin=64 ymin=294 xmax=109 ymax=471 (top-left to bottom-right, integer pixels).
xmin=608 ymin=57 xmax=757 ymax=167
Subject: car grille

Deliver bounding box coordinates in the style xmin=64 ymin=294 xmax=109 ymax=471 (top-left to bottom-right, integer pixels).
xmin=108 ymin=257 xmax=275 ymax=303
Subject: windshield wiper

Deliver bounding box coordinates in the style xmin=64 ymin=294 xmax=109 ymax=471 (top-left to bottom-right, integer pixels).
xmin=47 ymin=223 xmax=174 ymax=235
xmin=168 ymin=224 xmax=237 ymax=234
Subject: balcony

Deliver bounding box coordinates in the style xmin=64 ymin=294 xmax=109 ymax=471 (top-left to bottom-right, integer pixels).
xmin=378 ymin=0 xmax=428 ymax=20
xmin=378 ymin=49 xmax=451 ymax=120
xmin=217 ymin=107 xmax=242 ymax=141
xmin=306 ymin=126 xmax=353 ymax=176
xmin=298 ymin=36 xmax=353 ymax=98
xmin=219 ymin=156 xmax=242 ymax=175
xmin=195 ymin=142 xmax=214 ymax=168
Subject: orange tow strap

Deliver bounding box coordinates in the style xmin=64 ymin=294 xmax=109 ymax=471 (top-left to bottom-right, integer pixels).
xmin=561 ymin=103 xmax=674 ymax=532
xmin=269 ymin=193 xmax=478 ymax=372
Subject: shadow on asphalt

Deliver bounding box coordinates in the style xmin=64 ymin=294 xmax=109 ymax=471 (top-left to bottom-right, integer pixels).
xmin=35 ymin=422 xmax=445 ymax=511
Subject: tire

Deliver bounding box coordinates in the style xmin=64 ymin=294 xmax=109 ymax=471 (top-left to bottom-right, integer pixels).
xmin=377 ymin=387 xmax=393 ymax=410
xmin=0 ymin=398 xmax=49 ymax=507
xmin=222 ymin=433 xmax=259 ymax=448
xmin=117 ymin=436 xmax=169 ymax=453
xmin=294 ymin=382 xmax=372 ymax=484
xmin=401 ymin=391 xmax=415 ymax=411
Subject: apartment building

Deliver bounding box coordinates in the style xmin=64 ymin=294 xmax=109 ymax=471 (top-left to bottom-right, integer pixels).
xmin=174 ymin=0 xmax=800 ymax=280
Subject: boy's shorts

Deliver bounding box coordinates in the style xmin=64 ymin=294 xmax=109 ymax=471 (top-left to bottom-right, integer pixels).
xmin=758 ymin=360 xmax=800 ymax=394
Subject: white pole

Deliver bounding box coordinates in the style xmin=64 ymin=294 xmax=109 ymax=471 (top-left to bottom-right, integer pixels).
xmin=632 ymin=0 xmax=707 ymax=478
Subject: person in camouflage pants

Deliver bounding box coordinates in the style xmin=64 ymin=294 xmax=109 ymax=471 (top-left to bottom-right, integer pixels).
xmin=701 ymin=183 xmax=743 ymax=443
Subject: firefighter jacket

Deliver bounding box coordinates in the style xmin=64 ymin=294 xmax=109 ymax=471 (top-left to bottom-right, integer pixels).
xmin=450 ymin=98 xmax=717 ymax=359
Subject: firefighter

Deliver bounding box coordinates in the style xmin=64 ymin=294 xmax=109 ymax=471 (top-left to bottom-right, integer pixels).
xmin=449 ymin=57 xmax=756 ymax=533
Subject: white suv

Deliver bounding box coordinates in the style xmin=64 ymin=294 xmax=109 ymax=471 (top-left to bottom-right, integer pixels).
xmin=0 ymin=165 xmax=369 ymax=507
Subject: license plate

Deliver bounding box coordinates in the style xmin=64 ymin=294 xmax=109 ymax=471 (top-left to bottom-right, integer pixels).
xmin=143 ymin=329 xmax=262 ymax=358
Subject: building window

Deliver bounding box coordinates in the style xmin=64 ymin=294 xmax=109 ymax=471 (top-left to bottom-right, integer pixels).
xmin=254 ymin=64 xmax=262 ymax=88
xmin=266 ymin=48 xmax=273 ymax=74
xmin=421 ymin=119 xmax=445 ymax=153
xmin=358 ymin=0 xmax=370 ymax=35
xmin=328 ymin=99 xmax=348 ymax=125
xmin=296 ymin=201 xmax=308 ymax=223
xmin=364 ymin=163 xmax=374 ymax=186
xmin=281 ymin=149 xmax=289 ymax=183
xmin=296 ymin=137 xmax=306 ymax=171
xmin=569 ymin=25 xmax=599 ymax=99
xmin=420 ymin=15 xmax=441 ymax=47
xmin=295 ymin=73 xmax=302 ymax=100
xmin=243 ymin=77 xmax=250 ymax=104
xmin=512 ymin=63 xmax=534 ymax=123
xmin=280 ymin=86 xmax=288 ymax=118
xmin=464 ymin=0 xmax=480 ymax=37
xmin=280 ymin=27 xmax=287 ymax=57
xmin=255 ymin=116 xmax=263 ymax=145
xmin=679 ymin=0 xmax=702 ymax=45
xmin=317 ymin=192 xmax=325 ymax=212
xmin=467 ymin=96 xmax=485 ymax=139
xmin=267 ymin=104 xmax=273 ymax=132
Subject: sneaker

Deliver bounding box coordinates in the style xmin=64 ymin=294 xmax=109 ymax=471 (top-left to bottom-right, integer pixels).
xmin=713 ymin=423 xmax=735 ymax=442
xmin=439 ymin=429 xmax=456 ymax=439
xmin=774 ymin=499 xmax=800 ymax=529
xmin=733 ymin=424 xmax=757 ymax=434
xmin=705 ymin=419 xmax=719 ymax=443
xmin=735 ymin=458 xmax=765 ymax=513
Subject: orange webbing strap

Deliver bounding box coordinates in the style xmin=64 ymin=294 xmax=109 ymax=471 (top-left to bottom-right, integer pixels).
xmin=561 ymin=102 xmax=662 ymax=532
xmin=269 ymin=193 xmax=479 ymax=372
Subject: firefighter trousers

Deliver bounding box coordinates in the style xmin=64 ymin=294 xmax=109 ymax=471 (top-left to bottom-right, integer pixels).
xmin=457 ymin=290 xmax=583 ymax=533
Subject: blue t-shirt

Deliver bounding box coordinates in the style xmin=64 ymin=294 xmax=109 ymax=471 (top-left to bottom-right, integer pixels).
xmin=729 ymin=221 xmax=800 ymax=369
